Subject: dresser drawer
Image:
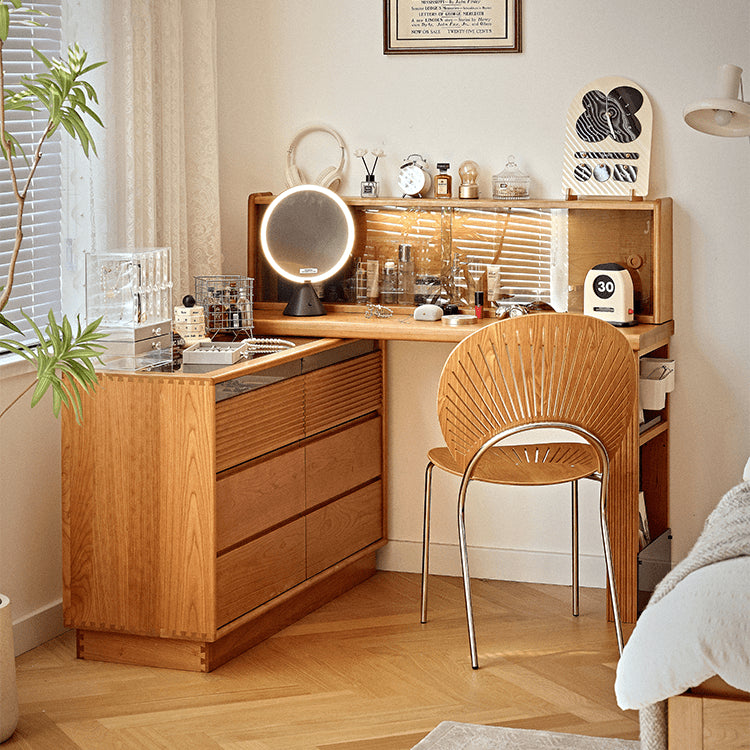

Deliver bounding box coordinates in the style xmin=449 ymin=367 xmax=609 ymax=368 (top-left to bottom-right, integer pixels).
xmin=304 ymin=352 xmax=382 ymax=437
xmin=215 ymin=377 xmax=304 ymax=472
xmin=306 ymin=481 xmax=383 ymax=578
xmin=305 ymin=416 xmax=382 ymax=509
xmin=216 ymin=445 xmax=305 ymax=551
xmin=215 ymin=519 xmax=306 ymax=627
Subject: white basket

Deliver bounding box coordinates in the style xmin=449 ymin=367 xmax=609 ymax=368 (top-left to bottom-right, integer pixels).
xmin=639 ymin=357 xmax=675 ymax=410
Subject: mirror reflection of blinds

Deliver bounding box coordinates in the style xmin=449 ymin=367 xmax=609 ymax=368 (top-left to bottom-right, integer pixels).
xmin=361 ymin=205 xmax=558 ymax=305
xmin=0 ymin=1 xmax=63 ymax=347
xmin=452 ymin=208 xmax=552 ymax=303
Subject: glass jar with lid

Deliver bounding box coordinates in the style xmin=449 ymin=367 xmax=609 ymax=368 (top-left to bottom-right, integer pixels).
xmin=492 ymin=155 xmax=530 ymax=199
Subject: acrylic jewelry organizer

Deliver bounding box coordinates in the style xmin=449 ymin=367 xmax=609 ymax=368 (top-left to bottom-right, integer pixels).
xmin=86 ymin=246 xmax=173 ymax=370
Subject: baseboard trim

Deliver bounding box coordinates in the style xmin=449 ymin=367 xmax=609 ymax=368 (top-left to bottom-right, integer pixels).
xmin=376 ymin=539 xmax=607 ymax=588
xmin=12 ymin=599 xmax=67 ymax=656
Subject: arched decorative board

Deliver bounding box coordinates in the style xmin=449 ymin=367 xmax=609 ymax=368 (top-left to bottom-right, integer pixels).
xmin=562 ymin=76 xmax=652 ymax=198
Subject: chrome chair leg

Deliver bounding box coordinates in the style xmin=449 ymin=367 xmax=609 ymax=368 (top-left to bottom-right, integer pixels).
xmin=420 ymin=461 xmax=435 ymax=623
xmin=457 ymin=473 xmax=479 ymax=669
xmin=598 ymin=468 xmax=624 ymax=655
xmin=571 ymin=480 xmax=579 ymax=617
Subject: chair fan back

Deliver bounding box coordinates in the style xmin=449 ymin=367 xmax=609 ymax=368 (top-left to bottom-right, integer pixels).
xmin=437 ymin=314 xmax=637 ymax=469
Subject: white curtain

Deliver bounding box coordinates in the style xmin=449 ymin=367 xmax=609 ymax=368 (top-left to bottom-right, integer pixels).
xmin=61 ymin=0 xmax=222 ymax=314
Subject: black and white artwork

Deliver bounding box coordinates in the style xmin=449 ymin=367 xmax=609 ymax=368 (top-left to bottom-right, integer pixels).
xmin=562 ymin=76 xmax=652 ymax=198
xmin=576 ymin=86 xmax=644 ymax=144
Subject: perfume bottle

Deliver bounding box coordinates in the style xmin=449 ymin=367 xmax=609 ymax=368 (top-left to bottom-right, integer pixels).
xmin=236 ymin=284 xmax=252 ymax=327
xmin=361 ymin=174 xmax=379 ymax=198
xmin=434 ymin=163 xmax=452 ymax=198
xmin=398 ymin=244 xmax=415 ymax=305
xmin=206 ymin=287 xmax=222 ymax=334
xmin=226 ymin=282 xmax=242 ymax=329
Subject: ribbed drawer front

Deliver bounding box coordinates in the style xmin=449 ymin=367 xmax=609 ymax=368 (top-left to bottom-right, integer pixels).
xmin=215 ymin=519 xmax=306 ymax=627
xmin=304 ymin=352 xmax=382 ymax=437
xmin=306 ymin=481 xmax=383 ymax=578
xmin=215 ymin=377 xmax=304 ymax=471
xmin=305 ymin=416 xmax=382 ymax=509
xmin=216 ymin=446 xmax=305 ymax=551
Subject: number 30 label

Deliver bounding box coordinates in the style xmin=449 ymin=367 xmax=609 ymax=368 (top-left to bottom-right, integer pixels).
xmin=593 ymin=274 xmax=615 ymax=299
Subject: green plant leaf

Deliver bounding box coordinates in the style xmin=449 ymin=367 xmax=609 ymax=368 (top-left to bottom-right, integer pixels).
xmin=13 ymin=311 xmax=107 ymax=422
xmin=0 ymin=311 xmax=22 ymax=334
xmin=1 ymin=13 xmax=106 ymax=422
xmin=0 ymin=5 xmax=10 ymax=42
xmin=2 ymin=41 xmax=105 ymax=163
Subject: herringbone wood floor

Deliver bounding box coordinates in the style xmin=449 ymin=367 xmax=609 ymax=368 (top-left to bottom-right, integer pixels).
xmin=8 ymin=572 xmax=638 ymax=749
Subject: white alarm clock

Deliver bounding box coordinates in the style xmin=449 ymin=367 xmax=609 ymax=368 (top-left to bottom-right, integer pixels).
xmin=398 ymin=154 xmax=432 ymax=197
xmin=583 ymin=262 xmax=635 ymax=327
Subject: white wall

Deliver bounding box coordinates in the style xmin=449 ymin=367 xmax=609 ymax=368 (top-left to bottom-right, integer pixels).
xmin=0 ymin=364 xmax=65 ymax=655
xmin=217 ymin=0 xmax=750 ymax=581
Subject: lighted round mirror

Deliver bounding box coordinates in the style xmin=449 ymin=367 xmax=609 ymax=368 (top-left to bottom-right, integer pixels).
xmin=260 ymin=184 xmax=355 ymax=316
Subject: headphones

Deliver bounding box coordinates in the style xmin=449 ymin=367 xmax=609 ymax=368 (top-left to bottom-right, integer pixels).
xmin=285 ymin=124 xmax=346 ymax=192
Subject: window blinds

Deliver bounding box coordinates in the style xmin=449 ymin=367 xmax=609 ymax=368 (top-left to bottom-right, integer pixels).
xmin=361 ymin=205 xmax=567 ymax=306
xmin=0 ymin=1 xmax=62 ymax=346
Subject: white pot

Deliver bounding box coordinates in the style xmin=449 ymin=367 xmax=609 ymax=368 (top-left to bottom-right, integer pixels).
xmin=0 ymin=594 xmax=18 ymax=743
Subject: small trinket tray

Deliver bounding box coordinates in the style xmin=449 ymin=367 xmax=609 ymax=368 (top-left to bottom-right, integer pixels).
xmin=182 ymin=341 xmax=249 ymax=365
xmin=441 ymin=314 xmax=478 ymax=326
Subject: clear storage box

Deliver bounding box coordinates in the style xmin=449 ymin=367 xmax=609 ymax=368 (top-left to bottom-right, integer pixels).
xmin=492 ymin=155 xmax=530 ymax=200
xmin=86 ymin=247 xmax=173 ymax=369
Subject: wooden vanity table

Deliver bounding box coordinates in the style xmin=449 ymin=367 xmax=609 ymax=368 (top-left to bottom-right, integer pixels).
xmin=61 ymin=194 xmax=673 ymax=671
xmin=248 ymin=194 xmax=675 ymax=627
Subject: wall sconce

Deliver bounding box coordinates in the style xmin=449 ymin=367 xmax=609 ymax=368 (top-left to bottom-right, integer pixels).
xmin=683 ymin=64 xmax=750 ymax=136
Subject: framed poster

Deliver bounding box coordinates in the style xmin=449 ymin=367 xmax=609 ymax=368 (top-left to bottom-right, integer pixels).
xmin=383 ymin=0 xmax=521 ymax=54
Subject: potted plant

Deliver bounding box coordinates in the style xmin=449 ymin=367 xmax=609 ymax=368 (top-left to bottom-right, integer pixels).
xmin=0 ymin=2 xmax=104 ymax=741
xmin=0 ymin=1 xmax=106 ymax=423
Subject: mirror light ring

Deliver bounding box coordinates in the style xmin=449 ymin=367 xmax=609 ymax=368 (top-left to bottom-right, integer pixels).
xmin=260 ymin=184 xmax=355 ymax=285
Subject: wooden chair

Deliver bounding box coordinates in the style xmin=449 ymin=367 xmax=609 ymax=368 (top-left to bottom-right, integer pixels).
xmin=420 ymin=313 xmax=637 ymax=668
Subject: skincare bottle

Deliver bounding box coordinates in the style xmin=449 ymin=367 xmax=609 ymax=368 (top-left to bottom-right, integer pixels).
xmin=366 ymin=259 xmax=380 ymax=303
xmin=434 ymin=163 xmax=452 ymax=199
xmin=361 ymin=174 xmax=379 ymax=198
xmin=486 ymin=264 xmax=502 ymax=303
xmin=398 ymin=244 xmax=415 ymax=305
xmin=381 ymin=260 xmax=399 ymax=304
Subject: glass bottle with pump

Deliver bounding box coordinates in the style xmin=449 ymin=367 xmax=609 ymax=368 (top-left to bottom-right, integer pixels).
xmin=398 ymin=244 xmax=415 ymax=305
xmin=434 ymin=163 xmax=452 ymax=198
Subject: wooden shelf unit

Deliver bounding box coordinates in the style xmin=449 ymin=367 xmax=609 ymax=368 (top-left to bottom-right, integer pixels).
xmin=248 ymin=194 xmax=672 ymax=326
xmin=62 ymin=338 xmax=386 ymax=671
